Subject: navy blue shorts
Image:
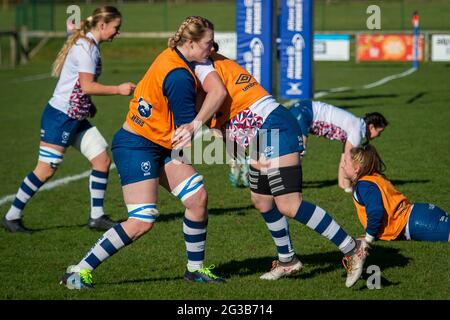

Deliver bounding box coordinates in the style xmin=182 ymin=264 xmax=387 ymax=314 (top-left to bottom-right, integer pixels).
xmin=408 ymin=203 xmax=449 ymax=242
xmin=111 ymin=128 xmax=174 ymax=186
xmin=250 ymin=105 xmax=304 ymax=160
xmin=40 ymin=104 xmax=92 ymax=147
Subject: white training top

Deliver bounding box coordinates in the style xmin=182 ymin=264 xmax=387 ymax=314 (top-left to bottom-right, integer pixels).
xmin=311 ymin=101 xmax=366 ymax=147
xmin=194 ymin=61 xmax=278 ymax=122
xmin=49 ymin=32 xmax=102 ymax=120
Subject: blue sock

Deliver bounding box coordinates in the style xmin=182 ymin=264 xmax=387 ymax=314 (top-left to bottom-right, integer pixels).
xmin=183 ymin=217 xmax=207 ymax=271
xmin=6 ymin=172 xmax=44 ymax=220
xmin=294 ymin=201 xmax=356 ymax=255
xmin=78 ymin=223 xmax=132 ymax=271
xmin=89 ymin=170 xmax=109 ymax=219
xmin=261 ymin=206 xmax=295 ymax=262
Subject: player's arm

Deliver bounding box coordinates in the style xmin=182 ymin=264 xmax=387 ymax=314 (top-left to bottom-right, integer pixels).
xmin=75 ymin=43 xmax=135 ymax=96
xmin=355 ymin=181 xmax=385 ymax=242
xmin=79 ymin=72 xmax=135 ymax=96
xmin=172 ymin=62 xmax=227 ymax=149
xmin=193 ymin=71 xmax=227 ymax=130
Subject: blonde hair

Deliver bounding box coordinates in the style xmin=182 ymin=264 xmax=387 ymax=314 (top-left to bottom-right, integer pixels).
xmin=52 ymin=6 xmax=121 ymax=77
xmin=168 ymin=16 xmax=214 ymax=48
xmin=350 ymin=144 xmax=386 ymax=185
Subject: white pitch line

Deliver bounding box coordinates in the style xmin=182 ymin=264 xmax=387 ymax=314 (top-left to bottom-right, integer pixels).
xmin=0 ymin=164 xmax=116 ymax=206
xmin=12 ymin=73 xmax=53 ymax=83
xmin=285 ymin=67 xmax=417 ymax=107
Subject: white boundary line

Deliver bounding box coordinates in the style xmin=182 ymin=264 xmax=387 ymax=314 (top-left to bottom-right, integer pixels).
xmin=12 ymin=73 xmax=53 ymax=83
xmin=0 ymin=164 xmax=116 ymax=206
xmin=1 ymin=68 xmax=416 ymax=206
xmin=285 ymin=67 xmax=417 ymax=106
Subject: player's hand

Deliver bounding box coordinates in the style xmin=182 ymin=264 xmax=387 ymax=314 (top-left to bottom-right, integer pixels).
xmin=117 ymin=82 xmax=136 ymax=96
xmin=89 ymin=104 xmax=97 ymax=118
xmin=172 ymin=123 xmax=195 ymax=150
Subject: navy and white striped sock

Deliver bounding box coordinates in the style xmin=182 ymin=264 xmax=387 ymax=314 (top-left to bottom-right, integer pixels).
xmin=78 ymin=223 xmax=132 ymax=271
xmin=294 ymin=201 xmax=356 ymax=255
xmin=5 ymin=172 xmax=44 ymax=220
xmin=183 ymin=217 xmax=207 ymax=272
xmin=261 ymin=206 xmax=295 ymax=263
xmin=89 ymin=170 xmax=109 ymax=219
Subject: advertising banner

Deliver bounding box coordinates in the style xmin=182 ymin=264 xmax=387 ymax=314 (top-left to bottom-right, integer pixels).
xmin=236 ymin=0 xmax=274 ymax=93
xmin=314 ymin=34 xmax=350 ymax=61
xmin=356 ymin=34 xmax=424 ymax=61
xmin=431 ymin=34 xmax=450 ymax=61
xmin=279 ymin=0 xmax=313 ymax=100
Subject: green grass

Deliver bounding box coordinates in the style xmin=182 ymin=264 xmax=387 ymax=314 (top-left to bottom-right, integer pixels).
xmin=0 ymin=1 xmax=449 ymax=301
xmin=0 ymin=34 xmax=449 ymax=300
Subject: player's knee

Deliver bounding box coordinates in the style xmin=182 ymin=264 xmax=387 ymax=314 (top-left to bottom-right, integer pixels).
xmin=91 ymin=151 xmax=111 ymax=171
xmin=126 ymin=203 xmax=159 ymax=238
xmin=172 ymin=173 xmax=205 ymax=206
xmin=251 ymin=194 xmax=271 ymax=212
xmin=275 ymin=202 xmax=298 ymax=218
xmin=38 ymin=145 xmax=64 ymax=172
xmin=34 ymin=163 xmax=56 ymax=182
xmin=126 ymin=218 xmax=154 ymax=239
xmin=184 ymin=186 xmax=208 ymax=211
xmin=74 ymin=126 xmax=109 ymax=162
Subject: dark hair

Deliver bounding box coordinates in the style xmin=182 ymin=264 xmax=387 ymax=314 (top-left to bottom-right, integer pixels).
xmin=364 ymin=112 xmax=388 ymax=128
xmin=363 ymin=112 xmax=388 ymax=141
xmin=350 ymin=144 xmax=386 ymax=185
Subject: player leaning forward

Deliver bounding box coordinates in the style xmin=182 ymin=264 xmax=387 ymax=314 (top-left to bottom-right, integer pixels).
xmin=194 ymin=49 xmax=370 ymax=287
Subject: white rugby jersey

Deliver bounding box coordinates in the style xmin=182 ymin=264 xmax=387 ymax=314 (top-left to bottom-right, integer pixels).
xmin=49 ymin=32 xmax=102 ymax=120
xmin=194 ymin=61 xmax=278 ymax=123
xmin=311 ymin=101 xmax=366 ymax=147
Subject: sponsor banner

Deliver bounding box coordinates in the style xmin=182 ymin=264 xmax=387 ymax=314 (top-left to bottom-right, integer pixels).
xmin=431 ymin=34 xmax=450 ymax=61
xmin=314 ymin=34 xmax=350 ymax=61
xmin=215 ymin=32 xmax=237 ymax=60
xmin=356 ymin=34 xmax=424 ymax=61
xmin=236 ymin=0 xmax=274 ymax=93
xmin=279 ymin=0 xmax=313 ymax=100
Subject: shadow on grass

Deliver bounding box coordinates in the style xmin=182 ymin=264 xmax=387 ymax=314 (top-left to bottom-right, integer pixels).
xmin=390 ymin=179 xmax=430 ymax=186
xmin=218 ymin=246 xmax=410 ymax=288
xmin=329 ymin=93 xmax=399 ymax=101
xmin=14 ymin=223 xmax=87 ymax=233
xmin=406 ymin=91 xmax=426 ymax=104
xmin=103 ymin=275 xmax=184 ymax=285
xmin=303 ymin=178 xmax=430 ymax=190
xmin=23 ymin=205 xmax=255 ymax=232
xmin=303 ymin=179 xmax=338 ymax=189
xmin=156 ymin=205 xmax=255 ymax=223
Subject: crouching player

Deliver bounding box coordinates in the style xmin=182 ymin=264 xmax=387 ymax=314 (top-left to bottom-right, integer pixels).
xmin=342 ymin=144 xmax=449 ymax=243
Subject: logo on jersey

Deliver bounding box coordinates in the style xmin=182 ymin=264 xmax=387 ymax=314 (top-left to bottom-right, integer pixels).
xmin=141 ymin=161 xmax=151 ymax=176
xmin=62 ymin=131 xmax=70 ymax=144
xmin=264 ymin=146 xmax=274 ymax=158
xmin=137 ymin=97 xmax=152 ymax=118
xmin=235 ymin=74 xmax=251 ymax=84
